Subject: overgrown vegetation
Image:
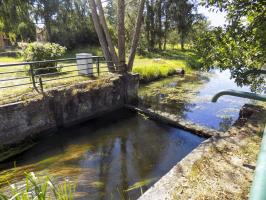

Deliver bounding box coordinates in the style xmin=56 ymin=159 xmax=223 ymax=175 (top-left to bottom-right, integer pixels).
xmin=22 ymin=42 xmax=66 ymax=74
xmin=0 ymin=172 xmax=75 ymax=200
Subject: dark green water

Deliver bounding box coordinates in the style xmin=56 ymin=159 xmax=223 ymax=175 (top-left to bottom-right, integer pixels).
xmin=0 ymin=109 xmax=204 ymax=199
xmin=139 ymin=70 xmax=252 ymax=131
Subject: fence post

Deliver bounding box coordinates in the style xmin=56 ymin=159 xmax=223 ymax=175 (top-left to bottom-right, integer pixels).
xmin=38 ymin=75 xmax=44 ymax=93
xmin=29 ymin=65 xmax=38 ymax=91
xmin=97 ymin=57 xmax=100 ymax=77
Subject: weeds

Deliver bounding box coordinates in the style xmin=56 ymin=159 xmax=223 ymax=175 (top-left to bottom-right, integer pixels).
xmin=0 ymin=172 xmax=75 ymax=200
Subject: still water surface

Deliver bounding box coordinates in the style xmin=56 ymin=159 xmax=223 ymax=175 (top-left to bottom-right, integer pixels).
xmin=0 ymin=109 xmax=204 ymax=199
xmin=139 ymin=70 xmax=252 ymax=131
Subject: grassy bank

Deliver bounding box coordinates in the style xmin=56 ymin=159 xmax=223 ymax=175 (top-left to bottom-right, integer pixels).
xmin=0 ymin=46 xmax=200 ymax=102
xmin=65 ymin=46 xmax=200 ymax=82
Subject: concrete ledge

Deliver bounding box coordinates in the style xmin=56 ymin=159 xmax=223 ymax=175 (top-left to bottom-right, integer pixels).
xmin=138 ymin=104 xmax=266 ymax=200
xmin=126 ymin=105 xmax=222 ymax=138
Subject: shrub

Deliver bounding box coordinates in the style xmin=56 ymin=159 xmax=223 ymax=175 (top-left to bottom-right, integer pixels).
xmin=22 ymin=42 xmax=66 ymax=75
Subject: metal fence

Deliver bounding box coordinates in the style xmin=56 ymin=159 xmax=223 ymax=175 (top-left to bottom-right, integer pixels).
xmin=0 ymin=56 xmax=116 ymax=95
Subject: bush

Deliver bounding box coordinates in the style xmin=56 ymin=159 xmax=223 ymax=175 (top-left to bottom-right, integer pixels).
xmin=22 ymin=42 xmax=66 ymax=75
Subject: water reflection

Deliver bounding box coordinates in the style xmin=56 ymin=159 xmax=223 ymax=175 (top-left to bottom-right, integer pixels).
xmin=138 ymin=70 xmax=252 ymax=131
xmin=0 ymin=109 xmax=204 ymax=200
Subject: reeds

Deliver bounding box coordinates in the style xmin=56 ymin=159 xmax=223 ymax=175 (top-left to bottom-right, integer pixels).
xmin=0 ymin=172 xmax=75 ymax=200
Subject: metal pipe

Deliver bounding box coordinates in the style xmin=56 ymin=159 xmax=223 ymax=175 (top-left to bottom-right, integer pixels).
xmin=249 ymin=125 xmax=266 ymax=200
xmin=211 ymin=90 xmax=266 ymax=102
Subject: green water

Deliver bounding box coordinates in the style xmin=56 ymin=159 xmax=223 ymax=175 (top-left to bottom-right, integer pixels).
xmin=139 ymin=70 xmax=253 ymax=131
xmin=0 ymin=109 xmax=204 ymax=200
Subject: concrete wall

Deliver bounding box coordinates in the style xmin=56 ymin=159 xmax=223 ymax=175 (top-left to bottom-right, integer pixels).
xmin=0 ymin=73 xmax=139 ymax=145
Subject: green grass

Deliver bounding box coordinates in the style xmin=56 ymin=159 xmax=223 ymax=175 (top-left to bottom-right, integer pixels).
xmin=133 ymin=56 xmax=188 ymax=82
xmin=0 ymin=56 xmax=22 ymax=63
xmin=63 ymin=45 xmax=103 ymax=58
xmin=132 ymin=48 xmax=200 ymax=82
xmin=0 ymin=46 xmax=200 ymax=104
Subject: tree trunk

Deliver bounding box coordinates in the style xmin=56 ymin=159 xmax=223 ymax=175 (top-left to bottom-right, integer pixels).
xmin=157 ymin=0 xmax=162 ymax=50
xmin=117 ymin=0 xmax=126 ymax=72
xmin=96 ymin=0 xmax=119 ymax=67
xmin=128 ymin=0 xmax=145 ymax=71
xmin=145 ymin=0 xmax=151 ymax=50
xmin=180 ymin=32 xmax=185 ymax=50
xmin=150 ymin=0 xmax=155 ymax=50
xmin=163 ymin=10 xmax=169 ymax=50
xmin=43 ymin=14 xmax=52 ymax=41
xmin=88 ymin=0 xmax=114 ymax=71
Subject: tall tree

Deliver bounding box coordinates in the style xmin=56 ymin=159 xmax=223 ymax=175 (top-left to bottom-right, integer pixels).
xmin=89 ymin=0 xmax=145 ymax=72
xmin=170 ymin=0 xmax=195 ymax=50
xmin=96 ymin=0 xmax=119 ymax=66
xmin=117 ymin=0 xmax=126 ymax=70
xmin=128 ymin=0 xmax=146 ymax=70
xmin=88 ymin=0 xmax=113 ymax=70
xmin=163 ymin=0 xmax=171 ymax=50
xmin=31 ymin=0 xmax=60 ymax=41
xmin=0 ymin=0 xmax=35 ymax=42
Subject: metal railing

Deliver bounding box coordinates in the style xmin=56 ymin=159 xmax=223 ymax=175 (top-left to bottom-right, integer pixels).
xmin=0 ymin=56 xmax=118 ymax=94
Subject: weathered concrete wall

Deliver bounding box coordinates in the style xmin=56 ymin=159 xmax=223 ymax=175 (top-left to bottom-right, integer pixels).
xmin=138 ymin=104 xmax=266 ymax=200
xmin=0 ymin=73 xmax=139 ymax=145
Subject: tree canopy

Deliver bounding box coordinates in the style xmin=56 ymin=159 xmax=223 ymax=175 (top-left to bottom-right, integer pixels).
xmin=194 ymin=0 xmax=266 ymax=91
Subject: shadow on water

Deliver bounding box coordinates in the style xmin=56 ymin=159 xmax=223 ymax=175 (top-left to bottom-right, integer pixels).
xmin=138 ymin=70 xmax=253 ymax=131
xmin=0 ymin=109 xmax=204 ymax=200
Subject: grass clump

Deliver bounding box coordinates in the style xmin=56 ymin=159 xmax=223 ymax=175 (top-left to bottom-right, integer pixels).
xmin=132 ymin=56 xmax=191 ymax=82
xmin=132 ymin=48 xmax=200 ymax=82
xmin=0 ymin=172 xmax=75 ymax=200
xmin=133 ymin=63 xmax=177 ymax=82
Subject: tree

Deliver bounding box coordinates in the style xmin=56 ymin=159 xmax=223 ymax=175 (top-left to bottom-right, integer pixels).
xmin=117 ymin=0 xmax=126 ymax=69
xmin=170 ymin=0 xmax=195 ymax=50
xmin=89 ymin=0 xmax=145 ymax=72
xmin=194 ymin=0 xmax=266 ymax=91
xmin=0 ymin=0 xmax=35 ymax=42
xmin=31 ymin=0 xmax=60 ymax=41
xmin=128 ymin=0 xmax=146 ymax=70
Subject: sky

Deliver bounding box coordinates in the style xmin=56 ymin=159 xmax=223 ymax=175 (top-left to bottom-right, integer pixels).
xmin=197 ymin=5 xmax=227 ymax=27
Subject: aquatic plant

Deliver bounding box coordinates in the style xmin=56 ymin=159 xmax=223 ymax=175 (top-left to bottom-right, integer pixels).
xmin=0 ymin=172 xmax=75 ymax=200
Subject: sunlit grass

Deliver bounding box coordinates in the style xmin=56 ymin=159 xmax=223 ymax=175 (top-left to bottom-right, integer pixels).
xmin=63 ymin=45 xmax=103 ymax=58
xmin=0 ymin=46 xmax=200 ymax=103
xmin=132 ymin=47 xmax=201 ymax=82
xmin=0 ymin=56 xmax=22 ymax=63
xmin=133 ymin=56 xmax=191 ymax=82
